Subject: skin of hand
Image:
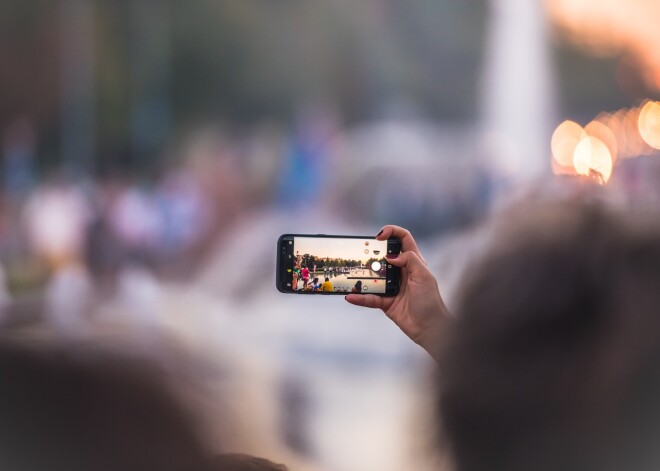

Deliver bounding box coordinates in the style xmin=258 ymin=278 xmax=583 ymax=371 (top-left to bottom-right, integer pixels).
xmin=345 ymin=225 xmax=450 ymax=360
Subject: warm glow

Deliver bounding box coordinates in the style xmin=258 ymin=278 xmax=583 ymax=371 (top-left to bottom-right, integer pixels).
xmin=573 ymin=136 xmax=613 ymax=183
xmin=585 ymin=120 xmax=618 ymax=164
xmin=622 ymin=107 xmax=652 ymax=156
xmin=597 ymin=111 xmax=629 ymax=159
xmin=544 ymin=0 xmax=660 ymax=92
xmin=552 ymin=99 xmax=660 ymax=183
xmin=638 ymin=100 xmax=660 ymax=149
xmin=551 ymin=120 xmax=586 ymax=167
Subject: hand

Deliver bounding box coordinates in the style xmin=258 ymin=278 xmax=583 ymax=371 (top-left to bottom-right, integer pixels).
xmin=345 ymin=225 xmax=450 ymax=360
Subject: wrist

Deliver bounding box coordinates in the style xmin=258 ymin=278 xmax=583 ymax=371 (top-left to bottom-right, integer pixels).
xmin=413 ymin=305 xmax=451 ymax=362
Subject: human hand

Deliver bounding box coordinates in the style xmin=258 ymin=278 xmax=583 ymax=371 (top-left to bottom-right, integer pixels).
xmin=345 ymin=225 xmax=450 ymax=360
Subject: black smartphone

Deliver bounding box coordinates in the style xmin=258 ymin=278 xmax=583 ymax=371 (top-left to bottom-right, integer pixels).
xmin=277 ymin=234 xmax=401 ymax=295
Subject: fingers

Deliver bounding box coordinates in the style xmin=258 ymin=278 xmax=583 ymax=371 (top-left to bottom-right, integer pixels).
xmin=345 ymin=294 xmax=385 ymax=310
xmin=376 ymin=225 xmax=424 ymax=261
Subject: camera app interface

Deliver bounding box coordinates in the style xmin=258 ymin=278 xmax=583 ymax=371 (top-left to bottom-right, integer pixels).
xmin=291 ymin=237 xmax=388 ymax=293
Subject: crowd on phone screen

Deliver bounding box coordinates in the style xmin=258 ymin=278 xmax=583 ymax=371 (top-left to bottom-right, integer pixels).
xmin=291 ymin=265 xmax=378 ymax=293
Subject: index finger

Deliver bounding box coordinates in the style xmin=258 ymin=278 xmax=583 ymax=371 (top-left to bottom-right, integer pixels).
xmin=376 ymin=225 xmax=424 ymax=261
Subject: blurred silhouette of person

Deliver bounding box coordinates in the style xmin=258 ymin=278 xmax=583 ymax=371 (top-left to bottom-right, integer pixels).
xmin=109 ymin=184 xmax=163 ymax=263
xmin=2 ymin=117 xmax=36 ymax=200
xmin=347 ymin=199 xmax=660 ymax=471
xmin=22 ymin=183 xmax=93 ymax=270
xmin=301 ymin=265 xmax=310 ymax=289
xmin=211 ymin=454 xmax=287 ymax=470
xmin=292 ymin=262 xmax=300 ymax=291
xmin=44 ymin=263 xmax=94 ymax=337
xmin=351 ymin=280 xmax=363 ymax=293
xmin=276 ymin=107 xmax=337 ymax=209
xmin=0 ymin=339 xmax=290 ymax=471
xmin=0 ymin=340 xmax=210 ymax=471
xmin=311 ymin=277 xmax=321 ymax=291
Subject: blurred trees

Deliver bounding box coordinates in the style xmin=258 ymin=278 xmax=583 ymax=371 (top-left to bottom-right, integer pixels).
xmin=0 ymin=0 xmax=642 ymax=173
xmin=0 ymin=0 xmax=489 ymax=173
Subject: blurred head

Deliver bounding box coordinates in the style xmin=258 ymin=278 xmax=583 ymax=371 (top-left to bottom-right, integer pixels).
xmin=0 ymin=340 xmax=210 ymax=471
xmin=325 ymin=277 xmax=329 ymax=282
xmin=438 ymin=200 xmax=660 ymax=471
xmin=210 ymin=454 xmax=288 ymax=471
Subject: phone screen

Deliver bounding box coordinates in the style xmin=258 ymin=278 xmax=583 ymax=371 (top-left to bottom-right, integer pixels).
xmin=277 ymin=235 xmax=400 ymax=295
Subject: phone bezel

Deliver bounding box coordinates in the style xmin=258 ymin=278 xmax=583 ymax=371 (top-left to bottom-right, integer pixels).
xmin=276 ymin=234 xmax=401 ymax=296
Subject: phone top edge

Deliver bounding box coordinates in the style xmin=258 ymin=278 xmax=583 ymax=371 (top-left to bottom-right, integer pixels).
xmin=278 ymin=233 xmax=401 ymax=242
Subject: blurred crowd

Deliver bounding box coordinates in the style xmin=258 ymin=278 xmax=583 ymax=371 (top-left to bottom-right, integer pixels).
xmin=0 ymin=123 xmax=266 ymax=295
xmin=0 ymin=113 xmax=497 ymax=303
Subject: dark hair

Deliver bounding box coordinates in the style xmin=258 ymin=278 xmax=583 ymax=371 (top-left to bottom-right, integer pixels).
xmin=325 ymin=277 xmax=329 ymax=282
xmin=438 ymin=201 xmax=660 ymax=471
xmin=354 ymin=280 xmax=362 ymax=290
xmin=0 ymin=340 xmax=210 ymax=471
xmin=210 ymin=454 xmax=288 ymax=471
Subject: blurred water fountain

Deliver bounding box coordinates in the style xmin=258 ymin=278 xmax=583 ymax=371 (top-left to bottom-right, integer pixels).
xmin=482 ymin=0 xmax=556 ymax=180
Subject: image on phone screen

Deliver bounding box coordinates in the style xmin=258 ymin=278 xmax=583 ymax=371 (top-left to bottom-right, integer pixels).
xmin=277 ymin=235 xmax=400 ymax=295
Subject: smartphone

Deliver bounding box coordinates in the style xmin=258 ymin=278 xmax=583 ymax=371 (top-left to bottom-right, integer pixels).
xmin=277 ymin=234 xmax=401 ymax=295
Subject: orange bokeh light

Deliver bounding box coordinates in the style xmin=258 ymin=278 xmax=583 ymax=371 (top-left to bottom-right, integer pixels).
xmin=638 ymin=100 xmax=660 ymax=149
xmin=622 ymin=107 xmax=652 ymax=156
xmin=597 ymin=111 xmax=629 ymax=159
xmin=573 ymin=136 xmax=613 ymax=183
xmin=551 ymin=120 xmax=586 ymax=168
xmin=584 ymin=120 xmax=618 ymax=164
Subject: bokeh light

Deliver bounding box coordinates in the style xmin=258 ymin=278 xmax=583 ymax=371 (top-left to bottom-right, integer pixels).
xmin=597 ymin=111 xmax=629 ymax=160
xmin=623 ymin=106 xmax=654 ymax=156
xmin=584 ymin=120 xmax=618 ymax=164
xmin=638 ymin=100 xmax=660 ymax=149
xmin=573 ymin=135 xmax=614 ymax=183
xmin=551 ymin=120 xmax=586 ymax=168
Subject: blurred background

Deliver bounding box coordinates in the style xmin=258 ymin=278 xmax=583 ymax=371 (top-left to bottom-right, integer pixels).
xmin=1 ymin=1 xmax=660 ymax=470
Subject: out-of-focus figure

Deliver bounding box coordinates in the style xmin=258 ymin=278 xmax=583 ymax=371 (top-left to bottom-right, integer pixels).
xmin=276 ymin=107 xmax=339 ymax=210
xmin=115 ymin=264 xmax=163 ymax=336
xmin=22 ymin=183 xmax=92 ymax=270
xmin=2 ymin=118 xmax=36 ymax=201
xmin=437 ymin=200 xmax=660 ymax=471
xmin=109 ymin=183 xmax=163 ymax=264
xmin=0 ymin=340 xmax=212 ymax=471
xmin=211 ymin=454 xmax=288 ymax=470
xmin=158 ymin=169 xmax=213 ymax=258
xmin=44 ymin=263 xmax=93 ymax=337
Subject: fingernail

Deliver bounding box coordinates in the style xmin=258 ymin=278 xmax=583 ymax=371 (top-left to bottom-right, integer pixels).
xmin=344 ymin=296 xmax=348 ymax=300
xmin=386 ymin=253 xmax=398 ymax=259
xmin=376 ymin=229 xmax=384 ymax=237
